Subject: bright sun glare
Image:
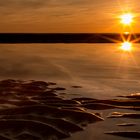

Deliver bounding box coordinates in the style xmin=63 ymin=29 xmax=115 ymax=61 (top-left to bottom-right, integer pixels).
xmin=121 ymin=42 xmax=132 ymax=51
xmin=120 ymin=13 xmax=133 ymax=25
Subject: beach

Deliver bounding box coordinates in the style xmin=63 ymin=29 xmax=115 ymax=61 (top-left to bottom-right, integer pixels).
xmin=0 ymin=43 xmax=139 ymax=140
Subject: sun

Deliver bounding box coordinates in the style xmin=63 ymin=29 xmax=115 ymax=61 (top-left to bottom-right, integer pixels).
xmin=121 ymin=42 xmax=132 ymax=51
xmin=120 ymin=13 xmax=133 ymax=25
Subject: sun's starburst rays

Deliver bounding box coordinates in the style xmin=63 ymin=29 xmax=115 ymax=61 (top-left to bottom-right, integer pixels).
xmin=101 ymin=35 xmax=121 ymax=43
xmin=132 ymin=37 xmax=140 ymax=43
xmin=106 ymin=3 xmax=139 ymax=71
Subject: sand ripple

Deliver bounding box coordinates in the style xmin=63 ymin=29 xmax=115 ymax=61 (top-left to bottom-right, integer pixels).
xmin=0 ymin=79 xmax=103 ymax=140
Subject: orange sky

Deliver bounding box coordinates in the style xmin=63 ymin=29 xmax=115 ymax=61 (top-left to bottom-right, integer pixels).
xmin=0 ymin=0 xmax=140 ymax=33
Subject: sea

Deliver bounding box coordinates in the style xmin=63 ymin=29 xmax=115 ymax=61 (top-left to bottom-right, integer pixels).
xmin=0 ymin=43 xmax=140 ymax=99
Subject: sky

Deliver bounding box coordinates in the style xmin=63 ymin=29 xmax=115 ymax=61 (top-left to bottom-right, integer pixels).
xmin=0 ymin=0 xmax=140 ymax=33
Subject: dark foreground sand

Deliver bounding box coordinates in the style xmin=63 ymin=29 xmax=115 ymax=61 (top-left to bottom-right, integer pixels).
xmin=0 ymin=79 xmax=139 ymax=140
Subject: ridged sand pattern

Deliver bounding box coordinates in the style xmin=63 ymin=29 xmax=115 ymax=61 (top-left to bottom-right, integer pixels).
xmin=0 ymin=79 xmax=103 ymax=140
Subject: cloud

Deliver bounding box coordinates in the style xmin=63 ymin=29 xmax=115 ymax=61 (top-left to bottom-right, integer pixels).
xmin=0 ymin=0 xmax=139 ymax=14
xmin=0 ymin=0 xmax=97 ymax=11
xmin=0 ymin=0 xmax=48 ymax=8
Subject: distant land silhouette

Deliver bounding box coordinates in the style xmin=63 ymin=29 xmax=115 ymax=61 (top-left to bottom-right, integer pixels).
xmin=0 ymin=33 xmax=140 ymax=43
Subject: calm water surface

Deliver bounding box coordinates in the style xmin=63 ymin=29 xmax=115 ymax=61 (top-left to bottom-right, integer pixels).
xmin=0 ymin=43 xmax=140 ymax=98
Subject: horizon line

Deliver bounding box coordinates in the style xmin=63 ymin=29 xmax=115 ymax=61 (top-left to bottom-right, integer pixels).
xmin=0 ymin=33 xmax=140 ymax=43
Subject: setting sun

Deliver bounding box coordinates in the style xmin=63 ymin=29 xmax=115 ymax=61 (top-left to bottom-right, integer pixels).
xmin=120 ymin=13 xmax=134 ymax=25
xmin=121 ymin=42 xmax=132 ymax=51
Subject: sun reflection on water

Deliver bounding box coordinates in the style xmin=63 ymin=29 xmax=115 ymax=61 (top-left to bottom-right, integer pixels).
xmin=120 ymin=42 xmax=132 ymax=52
xmin=117 ymin=42 xmax=138 ymax=72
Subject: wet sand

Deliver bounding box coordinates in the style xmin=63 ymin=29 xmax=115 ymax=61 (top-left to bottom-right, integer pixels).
xmin=0 ymin=79 xmax=139 ymax=140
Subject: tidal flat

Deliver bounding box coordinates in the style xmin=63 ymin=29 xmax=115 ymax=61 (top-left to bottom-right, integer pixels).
xmin=0 ymin=43 xmax=139 ymax=140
